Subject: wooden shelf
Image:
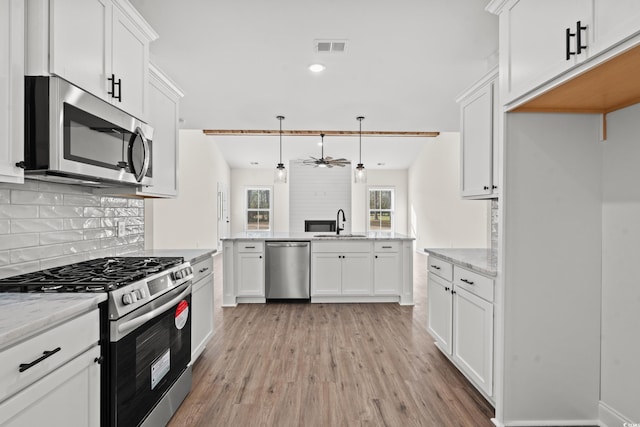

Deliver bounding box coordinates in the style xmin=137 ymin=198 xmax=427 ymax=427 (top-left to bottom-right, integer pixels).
xmin=513 ymin=44 xmax=640 ymax=114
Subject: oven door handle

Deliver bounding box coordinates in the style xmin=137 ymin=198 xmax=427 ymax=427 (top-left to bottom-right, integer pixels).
xmin=117 ymin=285 xmax=191 ymax=335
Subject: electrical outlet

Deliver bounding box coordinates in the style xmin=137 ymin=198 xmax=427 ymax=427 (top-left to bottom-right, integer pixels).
xmin=117 ymin=220 xmax=126 ymax=237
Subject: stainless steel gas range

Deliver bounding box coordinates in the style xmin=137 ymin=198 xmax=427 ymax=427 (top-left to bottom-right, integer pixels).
xmin=0 ymin=257 xmax=194 ymax=427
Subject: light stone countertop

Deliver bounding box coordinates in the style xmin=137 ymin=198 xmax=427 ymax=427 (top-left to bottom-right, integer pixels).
xmin=135 ymin=248 xmax=217 ymax=264
xmin=223 ymin=231 xmax=414 ymax=241
xmin=0 ymin=293 xmax=107 ymax=350
xmin=424 ymin=248 xmax=498 ymax=277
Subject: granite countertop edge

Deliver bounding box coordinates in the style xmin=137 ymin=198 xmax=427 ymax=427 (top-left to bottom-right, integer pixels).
xmin=222 ymin=232 xmax=414 ymax=241
xmin=136 ymin=249 xmax=217 ymax=263
xmin=424 ymin=248 xmax=498 ymax=277
xmin=0 ymin=293 xmax=107 ymax=350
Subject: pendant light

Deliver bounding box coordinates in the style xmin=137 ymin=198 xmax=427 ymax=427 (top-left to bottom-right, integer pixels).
xmin=274 ymin=115 xmax=287 ymax=183
xmin=354 ymin=116 xmax=367 ymax=183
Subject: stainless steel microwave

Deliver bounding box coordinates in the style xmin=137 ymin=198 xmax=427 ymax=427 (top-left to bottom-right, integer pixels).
xmin=23 ymin=76 xmax=153 ymax=187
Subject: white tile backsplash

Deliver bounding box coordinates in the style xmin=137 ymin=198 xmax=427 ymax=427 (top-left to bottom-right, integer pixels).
xmin=0 ymin=181 xmax=144 ymax=278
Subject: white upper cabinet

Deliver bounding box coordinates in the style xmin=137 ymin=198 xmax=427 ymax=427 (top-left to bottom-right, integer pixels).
xmin=590 ymin=0 xmax=640 ymax=56
xmin=0 ymin=0 xmax=25 ymax=184
xmin=136 ymin=64 xmax=183 ymax=198
xmin=497 ymin=0 xmax=590 ymax=105
xmin=29 ymin=0 xmax=157 ymax=121
xmin=457 ymin=68 xmax=498 ymax=199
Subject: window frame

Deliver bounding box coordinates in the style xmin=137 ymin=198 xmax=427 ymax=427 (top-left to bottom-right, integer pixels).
xmin=367 ymin=187 xmax=395 ymax=233
xmin=244 ymin=186 xmax=273 ymax=232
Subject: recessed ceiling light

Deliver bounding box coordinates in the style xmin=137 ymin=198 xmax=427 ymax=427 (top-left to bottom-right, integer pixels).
xmin=377 ymin=162 xmax=386 ymax=166
xmin=309 ymin=63 xmax=326 ymax=73
xmin=250 ymin=162 xmax=259 ymax=165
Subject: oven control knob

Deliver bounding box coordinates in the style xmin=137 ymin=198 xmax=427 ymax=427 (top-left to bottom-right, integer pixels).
xmin=134 ymin=289 xmax=144 ymax=300
xmin=122 ymin=293 xmax=133 ymax=305
xmin=138 ymin=288 xmax=147 ymax=299
xmin=187 ymin=267 xmax=193 ymax=275
xmin=130 ymin=291 xmax=138 ymax=302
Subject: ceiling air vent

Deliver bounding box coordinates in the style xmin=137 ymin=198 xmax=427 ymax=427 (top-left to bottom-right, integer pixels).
xmin=315 ymin=40 xmax=347 ymax=53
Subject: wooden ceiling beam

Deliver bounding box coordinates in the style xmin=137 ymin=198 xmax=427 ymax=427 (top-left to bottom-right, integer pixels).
xmin=202 ymin=129 xmax=440 ymax=137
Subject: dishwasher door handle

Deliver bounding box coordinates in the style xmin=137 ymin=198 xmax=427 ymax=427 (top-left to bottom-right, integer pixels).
xmin=266 ymin=242 xmax=309 ymax=248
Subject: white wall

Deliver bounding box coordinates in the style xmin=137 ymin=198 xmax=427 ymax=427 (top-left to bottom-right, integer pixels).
xmin=407 ymin=132 xmax=488 ymax=249
xmin=600 ymin=103 xmax=640 ymax=423
xmin=145 ymin=130 xmax=231 ymax=249
xmin=352 ymin=170 xmax=408 ymax=234
xmin=230 ymin=168 xmax=289 ymax=234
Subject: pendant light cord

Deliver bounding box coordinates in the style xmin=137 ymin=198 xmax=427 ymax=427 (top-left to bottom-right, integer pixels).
xmin=357 ymin=116 xmax=365 ymax=166
xmin=277 ymin=115 xmax=284 ymax=165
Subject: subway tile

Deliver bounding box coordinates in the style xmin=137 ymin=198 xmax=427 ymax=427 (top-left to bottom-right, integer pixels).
xmin=0 ymin=205 xmax=39 ymax=219
xmin=0 ymin=234 xmax=39 ymax=250
xmin=39 ymin=205 xmax=84 ymax=218
xmin=0 ymin=220 xmax=9 ymax=234
xmin=84 ymin=229 xmax=115 ymax=240
xmin=0 ymin=251 xmax=9 ymax=266
xmin=115 ymin=207 xmax=139 ymax=217
xmin=126 ymin=217 xmax=143 ymax=226
xmin=0 ymin=261 xmax=41 ymax=279
xmin=128 ymin=199 xmax=144 ymax=208
xmin=11 ymin=190 xmax=63 ymax=205
xmin=84 ymin=207 xmax=106 ymax=217
xmin=63 ymin=239 xmax=101 ymax=254
xmin=64 ymin=218 xmax=102 ymax=230
xmin=101 ymin=197 xmax=129 ymax=208
xmin=101 ymin=218 xmax=116 ymax=228
xmin=40 ymin=253 xmax=88 ymax=270
xmin=11 ymin=218 xmax=64 ymax=233
xmin=39 ymin=230 xmax=83 ymax=245
xmin=127 ymin=234 xmax=144 ymax=244
xmin=11 ymin=245 xmax=65 ymax=263
xmin=0 ymin=189 xmax=10 ymax=203
xmin=64 ymin=194 xmax=101 ymax=206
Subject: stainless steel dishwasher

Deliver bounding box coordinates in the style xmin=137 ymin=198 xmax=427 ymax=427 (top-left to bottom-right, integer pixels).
xmin=265 ymin=241 xmax=310 ymax=300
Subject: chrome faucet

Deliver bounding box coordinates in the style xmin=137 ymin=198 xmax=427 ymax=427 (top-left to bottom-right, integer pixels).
xmin=336 ymin=209 xmax=346 ymax=235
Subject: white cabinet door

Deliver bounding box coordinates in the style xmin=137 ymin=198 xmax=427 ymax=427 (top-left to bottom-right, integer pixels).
xmin=591 ymin=0 xmax=640 ymax=56
xmin=501 ymin=0 xmax=590 ymax=104
xmin=453 ymin=286 xmax=494 ymax=396
xmin=191 ymin=273 xmax=214 ymax=362
xmin=373 ymin=252 xmax=400 ymax=295
xmin=0 ymin=0 xmax=24 ymax=184
xmin=341 ymin=253 xmax=372 ymax=296
xmin=311 ymin=253 xmax=342 ymax=295
xmin=427 ymin=273 xmax=453 ymax=356
xmin=0 ymin=346 xmax=101 ymax=427
xmin=49 ymin=0 xmax=110 ymax=100
xmin=111 ymin=2 xmax=149 ymax=120
xmin=138 ymin=64 xmax=182 ymax=198
xmin=460 ymin=81 xmax=494 ymax=198
xmin=236 ymin=253 xmax=264 ymax=297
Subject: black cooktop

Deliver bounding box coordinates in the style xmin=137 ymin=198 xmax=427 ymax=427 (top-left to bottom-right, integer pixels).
xmin=0 ymin=257 xmax=184 ymax=293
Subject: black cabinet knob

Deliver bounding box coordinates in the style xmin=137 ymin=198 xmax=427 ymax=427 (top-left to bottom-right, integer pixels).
xmin=484 ymin=186 xmax=489 ymax=190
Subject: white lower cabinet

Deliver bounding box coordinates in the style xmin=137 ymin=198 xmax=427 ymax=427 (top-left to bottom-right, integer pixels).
xmin=0 ymin=309 xmax=101 ymax=426
xmin=373 ymin=243 xmax=401 ymax=295
xmin=427 ymin=257 xmax=494 ymax=399
xmin=236 ymin=242 xmax=265 ymax=297
xmin=311 ymin=241 xmax=372 ymax=297
xmin=191 ymin=254 xmax=214 ymax=362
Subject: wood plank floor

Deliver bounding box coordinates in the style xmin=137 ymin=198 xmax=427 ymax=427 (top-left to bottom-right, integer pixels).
xmin=168 ymin=252 xmax=495 ymax=427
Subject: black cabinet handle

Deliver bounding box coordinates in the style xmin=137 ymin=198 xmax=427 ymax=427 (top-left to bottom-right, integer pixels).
xmin=566 ymin=27 xmax=576 ymax=60
xmin=375 ymin=255 xmax=378 ymax=258
xmin=245 ymin=246 xmax=255 ymax=249
xmin=382 ymin=246 xmax=392 ymax=249
xmin=114 ymin=78 xmax=122 ymax=102
xmin=199 ymin=267 xmax=209 ymax=273
xmin=460 ymin=278 xmax=475 ymax=285
xmin=94 ymin=356 xmax=104 ymax=365
xmin=108 ymin=74 xmax=122 ymax=102
xmin=15 ymin=161 xmax=25 ymax=169
xmin=430 ymin=265 xmax=441 ymax=270
xmin=576 ymin=21 xmax=587 ymax=54
xmin=484 ymin=186 xmax=489 ymax=190
xmin=19 ymin=347 xmax=61 ymax=372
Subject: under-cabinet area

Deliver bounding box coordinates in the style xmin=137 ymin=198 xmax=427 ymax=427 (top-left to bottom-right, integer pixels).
xmin=222 ymin=233 xmax=414 ymax=306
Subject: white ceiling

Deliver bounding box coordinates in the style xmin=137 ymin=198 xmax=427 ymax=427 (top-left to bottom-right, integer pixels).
xmin=130 ymin=0 xmax=498 ymax=169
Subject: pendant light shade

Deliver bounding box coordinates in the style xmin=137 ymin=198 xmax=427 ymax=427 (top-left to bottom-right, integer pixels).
xmin=274 ymin=115 xmax=287 ymax=183
xmin=355 ymin=116 xmax=367 ymax=184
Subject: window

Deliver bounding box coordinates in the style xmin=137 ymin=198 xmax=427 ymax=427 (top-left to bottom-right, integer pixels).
xmin=368 ymin=188 xmax=394 ymax=232
xmin=245 ymin=187 xmax=272 ymax=231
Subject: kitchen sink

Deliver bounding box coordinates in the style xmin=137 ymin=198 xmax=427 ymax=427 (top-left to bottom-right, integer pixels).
xmin=313 ymin=234 xmax=367 ymax=238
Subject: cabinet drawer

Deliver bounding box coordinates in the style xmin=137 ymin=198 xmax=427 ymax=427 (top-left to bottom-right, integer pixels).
xmin=453 ymin=266 xmax=494 ymax=302
xmin=312 ymin=241 xmax=372 ymax=253
xmin=237 ymin=242 xmax=264 ymax=253
xmin=0 ymin=309 xmax=99 ymax=402
xmin=192 ymin=255 xmax=213 ymax=283
xmin=428 ymin=257 xmax=453 ymax=281
xmin=374 ymin=241 xmax=400 ymax=252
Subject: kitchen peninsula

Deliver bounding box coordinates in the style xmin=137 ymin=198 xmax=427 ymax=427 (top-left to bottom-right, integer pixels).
xmin=222 ymin=232 xmax=414 ymax=306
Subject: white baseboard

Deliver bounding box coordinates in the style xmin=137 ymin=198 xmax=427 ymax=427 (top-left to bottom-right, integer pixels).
xmin=599 ymin=401 xmax=632 ymax=427
xmin=502 ymin=419 xmax=599 ymax=426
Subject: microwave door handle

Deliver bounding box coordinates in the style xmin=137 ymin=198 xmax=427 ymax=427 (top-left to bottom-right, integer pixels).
xmin=117 ymin=284 xmax=191 ymax=336
xmin=138 ymin=131 xmax=150 ymax=182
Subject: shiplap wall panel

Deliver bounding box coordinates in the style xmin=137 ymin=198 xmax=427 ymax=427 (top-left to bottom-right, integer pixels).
xmin=289 ymin=161 xmax=351 ymax=233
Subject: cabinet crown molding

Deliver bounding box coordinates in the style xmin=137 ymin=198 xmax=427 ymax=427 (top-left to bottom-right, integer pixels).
xmin=485 ymin=0 xmax=509 ymax=15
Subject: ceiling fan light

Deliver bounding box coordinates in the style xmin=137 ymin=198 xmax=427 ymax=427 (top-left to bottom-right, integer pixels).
xmin=309 ymin=63 xmax=326 ymax=73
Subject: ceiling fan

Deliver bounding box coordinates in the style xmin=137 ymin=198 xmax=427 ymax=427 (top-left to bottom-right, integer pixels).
xmin=301 ymin=133 xmax=350 ymax=168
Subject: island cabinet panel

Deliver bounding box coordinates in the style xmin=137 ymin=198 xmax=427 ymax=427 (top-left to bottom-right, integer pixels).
xmin=236 ymin=252 xmax=264 ymax=297
xmin=311 ymin=253 xmax=342 ymax=295
xmin=373 ymin=243 xmax=401 ymax=295
xmin=341 ymin=253 xmax=372 ymax=296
